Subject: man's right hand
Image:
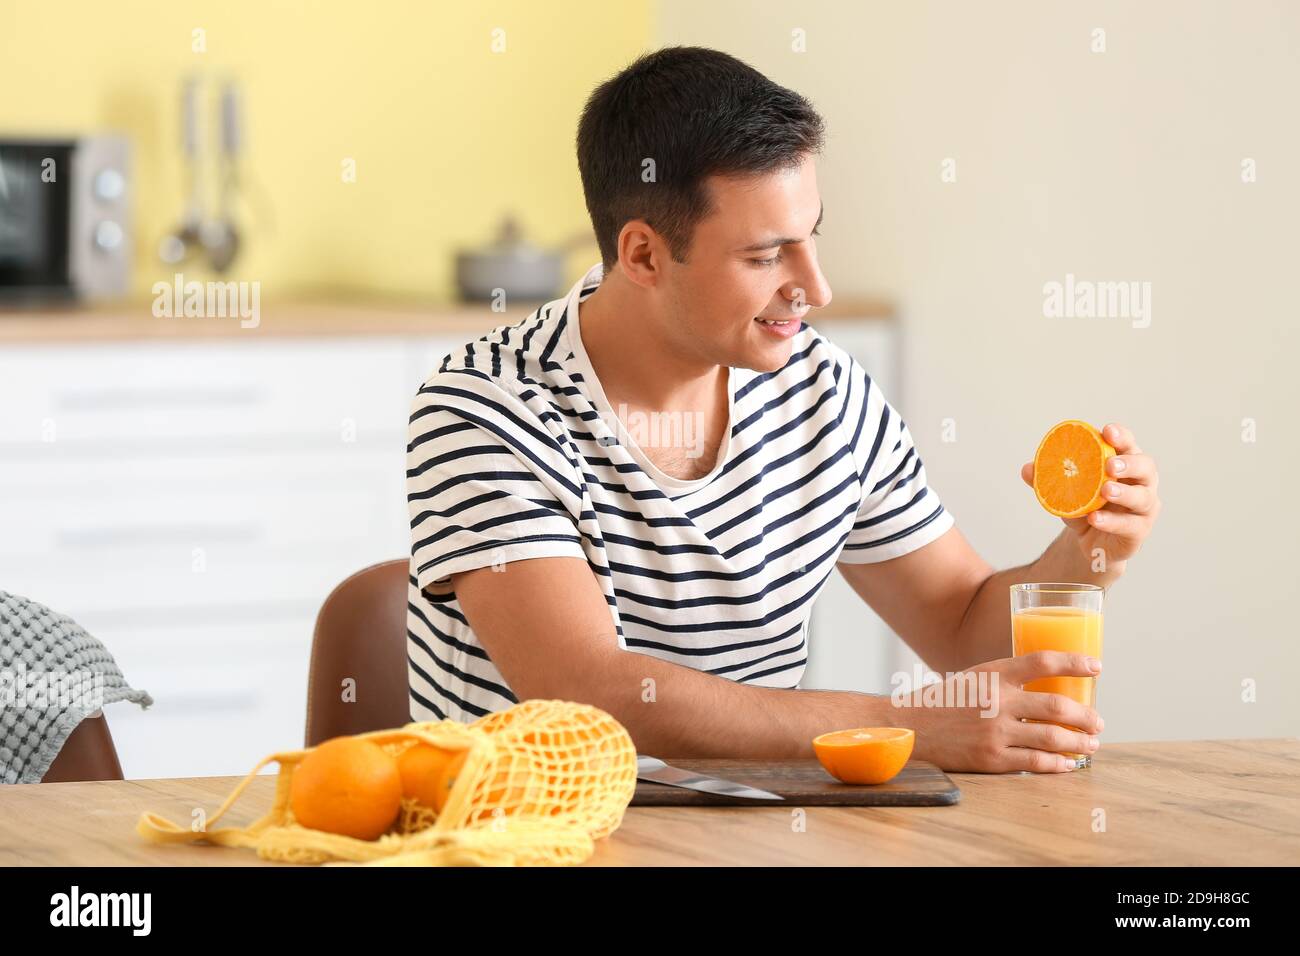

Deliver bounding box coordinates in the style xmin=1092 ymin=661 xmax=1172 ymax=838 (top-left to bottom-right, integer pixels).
xmin=896 ymin=651 xmax=1105 ymax=773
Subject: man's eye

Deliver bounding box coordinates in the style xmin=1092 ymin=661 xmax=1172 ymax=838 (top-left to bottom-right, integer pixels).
xmin=752 ymin=253 xmax=782 ymax=267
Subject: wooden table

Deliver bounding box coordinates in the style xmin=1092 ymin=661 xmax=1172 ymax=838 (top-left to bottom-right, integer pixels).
xmin=2 ymin=739 xmax=1295 ymax=866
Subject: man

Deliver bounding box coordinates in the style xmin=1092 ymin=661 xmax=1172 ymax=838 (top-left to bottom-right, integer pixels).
xmin=406 ymin=46 xmax=1160 ymax=772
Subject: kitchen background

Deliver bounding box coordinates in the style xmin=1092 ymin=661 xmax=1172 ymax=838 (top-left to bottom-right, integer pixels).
xmin=1 ymin=0 xmax=1295 ymax=777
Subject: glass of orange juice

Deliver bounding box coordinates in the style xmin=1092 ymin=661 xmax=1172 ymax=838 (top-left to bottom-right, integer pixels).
xmin=1010 ymin=583 xmax=1103 ymax=768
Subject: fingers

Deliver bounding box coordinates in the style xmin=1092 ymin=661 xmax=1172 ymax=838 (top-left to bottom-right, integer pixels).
xmin=1086 ymin=501 xmax=1158 ymax=535
xmin=1000 ymin=746 xmax=1082 ymax=773
xmin=1021 ymin=462 xmax=1033 ymax=486
xmin=1106 ymin=452 xmax=1158 ymax=490
xmin=1102 ymin=422 xmax=1141 ymax=455
xmin=1098 ymin=478 xmax=1156 ymax=515
xmin=1015 ymin=691 xmax=1104 ymax=734
xmin=1015 ymin=719 xmax=1100 ymax=758
xmin=1003 ymin=649 xmax=1102 ymax=684
xmin=1004 ymin=718 xmax=1100 ymax=772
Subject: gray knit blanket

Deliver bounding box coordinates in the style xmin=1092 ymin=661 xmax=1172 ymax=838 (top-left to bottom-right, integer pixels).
xmin=0 ymin=590 xmax=153 ymax=784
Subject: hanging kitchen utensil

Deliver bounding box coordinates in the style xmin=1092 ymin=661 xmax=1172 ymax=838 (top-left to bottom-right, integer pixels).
xmin=201 ymin=79 xmax=241 ymax=273
xmin=158 ymin=77 xmax=204 ymax=266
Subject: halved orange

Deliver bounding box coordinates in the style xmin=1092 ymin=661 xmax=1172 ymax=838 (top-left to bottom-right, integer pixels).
xmin=1031 ymin=420 xmax=1117 ymax=518
xmin=812 ymin=727 xmax=915 ymax=784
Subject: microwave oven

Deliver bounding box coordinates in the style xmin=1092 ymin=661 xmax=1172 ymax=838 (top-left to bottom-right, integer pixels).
xmin=0 ymin=135 xmax=131 ymax=304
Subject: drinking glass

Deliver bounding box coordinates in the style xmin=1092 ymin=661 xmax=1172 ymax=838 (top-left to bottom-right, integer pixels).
xmin=1010 ymin=583 xmax=1104 ymax=768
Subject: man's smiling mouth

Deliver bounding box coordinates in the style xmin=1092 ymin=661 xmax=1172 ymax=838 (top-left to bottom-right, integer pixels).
xmin=752 ymin=314 xmax=804 ymax=339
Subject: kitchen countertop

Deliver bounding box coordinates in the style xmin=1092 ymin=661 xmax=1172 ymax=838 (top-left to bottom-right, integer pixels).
xmin=0 ymin=738 xmax=1294 ymax=865
xmin=0 ymin=296 xmax=894 ymax=343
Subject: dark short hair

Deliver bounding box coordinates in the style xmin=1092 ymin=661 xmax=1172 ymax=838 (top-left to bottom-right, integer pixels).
xmin=576 ymin=46 xmax=826 ymax=273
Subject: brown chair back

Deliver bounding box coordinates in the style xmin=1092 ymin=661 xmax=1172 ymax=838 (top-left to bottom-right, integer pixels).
xmin=41 ymin=710 xmax=124 ymax=782
xmin=305 ymin=558 xmax=410 ymax=747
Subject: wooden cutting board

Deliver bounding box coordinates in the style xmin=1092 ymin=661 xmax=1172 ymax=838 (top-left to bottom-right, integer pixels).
xmin=631 ymin=758 xmax=960 ymax=806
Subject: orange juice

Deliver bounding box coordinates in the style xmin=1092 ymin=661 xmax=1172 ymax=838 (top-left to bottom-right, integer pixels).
xmin=1011 ymin=606 xmax=1103 ymax=761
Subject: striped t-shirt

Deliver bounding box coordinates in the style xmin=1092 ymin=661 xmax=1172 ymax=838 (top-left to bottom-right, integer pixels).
xmin=406 ymin=262 xmax=954 ymax=723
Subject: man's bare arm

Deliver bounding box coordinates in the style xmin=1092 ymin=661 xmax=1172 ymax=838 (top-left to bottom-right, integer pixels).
xmin=839 ymin=422 xmax=1160 ymax=675
xmin=950 ymin=527 xmax=1121 ymax=665
xmin=837 ymin=524 xmax=1122 ymax=673
xmin=447 ymin=556 xmax=893 ymax=760
xmin=836 ymin=526 xmax=995 ymax=673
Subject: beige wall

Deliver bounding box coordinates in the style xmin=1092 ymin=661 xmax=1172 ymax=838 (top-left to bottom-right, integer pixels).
xmin=657 ymin=0 xmax=1299 ymax=741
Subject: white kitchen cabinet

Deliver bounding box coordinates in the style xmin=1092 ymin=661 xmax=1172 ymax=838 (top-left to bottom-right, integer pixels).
xmin=0 ymin=314 xmax=899 ymax=779
xmin=0 ymin=333 xmax=467 ymax=778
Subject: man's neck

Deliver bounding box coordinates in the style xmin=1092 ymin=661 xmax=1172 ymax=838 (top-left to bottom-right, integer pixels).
xmin=578 ymin=270 xmax=725 ymax=415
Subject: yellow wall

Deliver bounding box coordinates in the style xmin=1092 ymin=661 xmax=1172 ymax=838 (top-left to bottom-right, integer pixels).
xmin=0 ymin=0 xmax=652 ymax=300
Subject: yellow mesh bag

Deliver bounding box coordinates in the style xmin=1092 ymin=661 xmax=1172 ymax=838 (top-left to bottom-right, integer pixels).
xmin=136 ymin=699 xmax=638 ymax=866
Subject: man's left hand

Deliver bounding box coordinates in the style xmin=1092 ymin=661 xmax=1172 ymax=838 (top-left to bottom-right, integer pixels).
xmin=1021 ymin=422 xmax=1161 ymax=564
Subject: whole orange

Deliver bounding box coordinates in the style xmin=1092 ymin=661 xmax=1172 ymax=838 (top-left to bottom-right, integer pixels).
xmin=433 ymin=750 xmax=517 ymax=820
xmin=429 ymin=749 xmax=468 ymax=814
xmin=397 ymin=743 xmax=461 ymax=808
xmin=289 ymin=736 xmax=402 ymax=840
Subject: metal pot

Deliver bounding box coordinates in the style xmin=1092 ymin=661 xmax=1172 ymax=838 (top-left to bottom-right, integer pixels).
xmin=455 ymin=214 xmax=590 ymax=302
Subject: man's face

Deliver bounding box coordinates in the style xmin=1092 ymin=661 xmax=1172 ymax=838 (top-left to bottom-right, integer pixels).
xmin=661 ymin=155 xmax=832 ymax=374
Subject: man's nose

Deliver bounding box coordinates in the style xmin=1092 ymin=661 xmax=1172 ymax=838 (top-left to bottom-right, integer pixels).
xmin=803 ymin=269 xmax=833 ymax=309
xmin=786 ymin=263 xmax=832 ymax=311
